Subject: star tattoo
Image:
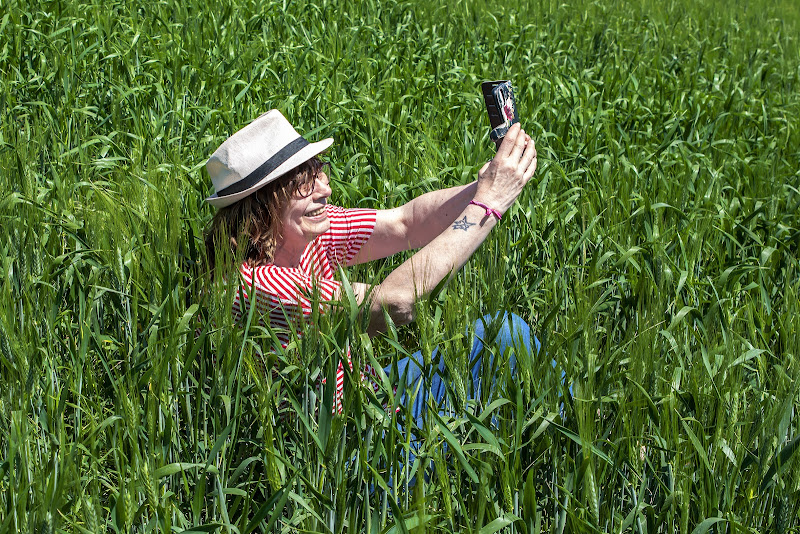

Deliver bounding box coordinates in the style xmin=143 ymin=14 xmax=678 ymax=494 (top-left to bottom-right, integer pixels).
xmin=452 ymin=216 xmax=475 ymax=231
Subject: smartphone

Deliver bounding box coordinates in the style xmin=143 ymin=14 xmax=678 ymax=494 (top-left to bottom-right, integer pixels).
xmin=482 ymin=80 xmax=520 ymax=146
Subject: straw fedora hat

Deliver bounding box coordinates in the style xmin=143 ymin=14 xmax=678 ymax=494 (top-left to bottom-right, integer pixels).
xmin=205 ymin=110 xmax=333 ymax=208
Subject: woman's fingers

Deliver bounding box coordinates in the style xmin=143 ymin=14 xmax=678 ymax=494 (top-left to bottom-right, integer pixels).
xmin=497 ymin=123 xmax=522 ymax=158
xmin=479 ymin=126 xmax=538 ymax=206
xmin=523 ymin=151 xmax=538 ymax=181
xmin=520 ymin=136 xmax=537 ymax=178
xmin=508 ymin=126 xmax=529 ymax=162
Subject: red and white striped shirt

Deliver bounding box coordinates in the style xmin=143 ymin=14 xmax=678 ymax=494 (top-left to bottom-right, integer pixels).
xmin=233 ymin=205 xmax=379 ymax=414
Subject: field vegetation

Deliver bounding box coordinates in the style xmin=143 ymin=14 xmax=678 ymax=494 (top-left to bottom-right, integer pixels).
xmin=1 ymin=0 xmax=799 ymax=531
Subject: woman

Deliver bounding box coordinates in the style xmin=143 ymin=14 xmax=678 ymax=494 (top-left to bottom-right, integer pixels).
xmin=204 ymin=109 xmax=538 ymax=416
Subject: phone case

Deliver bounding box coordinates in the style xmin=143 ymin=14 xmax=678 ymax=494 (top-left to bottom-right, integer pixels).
xmin=482 ymin=80 xmax=519 ymax=143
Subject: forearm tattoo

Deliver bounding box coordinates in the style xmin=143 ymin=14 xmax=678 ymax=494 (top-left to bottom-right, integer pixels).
xmin=452 ymin=216 xmax=476 ymax=231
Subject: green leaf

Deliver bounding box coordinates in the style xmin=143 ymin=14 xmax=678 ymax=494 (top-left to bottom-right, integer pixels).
xmin=154 ymin=463 xmax=219 ymax=479
xmin=175 ymin=303 xmax=199 ymax=336
xmin=431 ymin=411 xmax=480 ymax=483
xmin=690 ymin=517 xmax=727 ymax=534
xmin=680 ymin=418 xmax=712 ymax=473
xmin=760 ymin=434 xmax=800 ymax=492
xmin=382 ymin=513 xmax=433 ymax=534
xmin=178 ymin=524 xmax=224 ymax=533
xmin=479 ymin=515 xmax=517 ymax=534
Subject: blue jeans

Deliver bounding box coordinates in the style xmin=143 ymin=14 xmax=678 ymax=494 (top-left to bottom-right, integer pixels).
xmin=387 ymin=312 xmax=540 ymax=430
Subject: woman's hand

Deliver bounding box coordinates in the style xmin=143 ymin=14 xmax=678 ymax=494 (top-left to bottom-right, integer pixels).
xmin=474 ymin=123 xmax=537 ymax=215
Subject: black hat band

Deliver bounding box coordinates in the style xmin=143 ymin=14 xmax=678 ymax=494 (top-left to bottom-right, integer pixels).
xmin=216 ymin=136 xmax=310 ymax=198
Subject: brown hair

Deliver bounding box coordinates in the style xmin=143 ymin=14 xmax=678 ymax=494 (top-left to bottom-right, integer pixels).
xmin=204 ymin=157 xmax=324 ymax=272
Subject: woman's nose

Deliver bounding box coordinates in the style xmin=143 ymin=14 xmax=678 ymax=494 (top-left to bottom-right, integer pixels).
xmin=316 ymin=172 xmax=332 ymax=196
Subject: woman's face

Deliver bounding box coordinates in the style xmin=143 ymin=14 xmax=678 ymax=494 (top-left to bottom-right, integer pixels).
xmin=279 ymin=164 xmax=333 ymax=253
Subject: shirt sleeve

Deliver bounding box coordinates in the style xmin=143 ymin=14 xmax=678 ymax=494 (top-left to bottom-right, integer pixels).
xmin=320 ymin=205 xmax=377 ymax=267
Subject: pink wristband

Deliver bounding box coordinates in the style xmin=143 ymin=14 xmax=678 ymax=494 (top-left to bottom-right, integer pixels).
xmin=470 ymin=200 xmax=503 ymax=220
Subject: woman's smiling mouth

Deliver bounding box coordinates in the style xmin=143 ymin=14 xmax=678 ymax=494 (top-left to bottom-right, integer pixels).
xmin=305 ymin=207 xmax=326 ymax=217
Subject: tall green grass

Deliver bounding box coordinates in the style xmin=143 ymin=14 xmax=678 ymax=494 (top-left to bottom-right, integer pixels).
xmin=1 ymin=0 xmax=799 ymax=531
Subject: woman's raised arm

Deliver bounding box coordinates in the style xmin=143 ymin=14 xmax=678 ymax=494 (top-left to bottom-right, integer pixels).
xmin=347 ymin=123 xmax=537 ymax=334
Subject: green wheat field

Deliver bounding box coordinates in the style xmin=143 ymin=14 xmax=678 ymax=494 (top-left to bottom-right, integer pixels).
xmin=2 ymin=0 xmax=799 ymax=531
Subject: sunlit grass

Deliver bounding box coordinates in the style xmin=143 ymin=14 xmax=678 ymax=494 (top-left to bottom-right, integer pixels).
xmin=1 ymin=0 xmax=799 ymax=531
